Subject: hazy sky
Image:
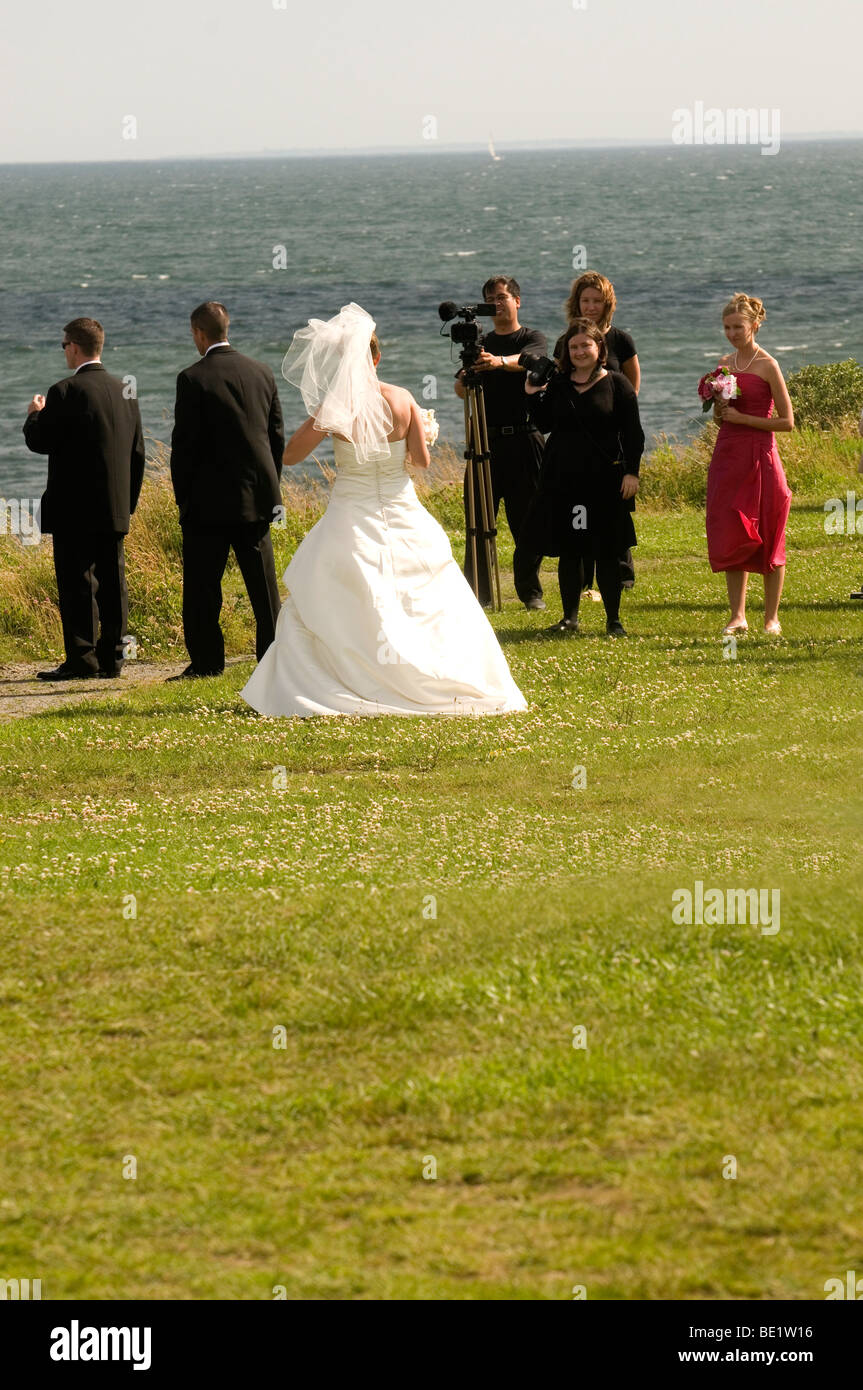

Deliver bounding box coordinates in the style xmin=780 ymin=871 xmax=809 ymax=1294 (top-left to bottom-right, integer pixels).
xmin=2 ymin=0 xmax=861 ymax=162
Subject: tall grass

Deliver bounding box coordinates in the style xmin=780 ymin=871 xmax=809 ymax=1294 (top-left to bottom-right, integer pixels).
xmin=2 ymin=422 xmax=859 ymax=662
xmin=640 ymin=421 xmax=860 ymax=509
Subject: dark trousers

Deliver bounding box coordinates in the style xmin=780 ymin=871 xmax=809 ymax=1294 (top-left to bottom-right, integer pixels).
xmin=181 ymin=520 xmax=281 ymax=673
xmin=582 ymin=548 xmax=635 ymax=590
xmin=52 ymin=531 xmax=128 ymax=673
xmin=559 ymin=544 xmax=622 ymax=626
xmin=463 ymin=432 xmax=544 ymax=605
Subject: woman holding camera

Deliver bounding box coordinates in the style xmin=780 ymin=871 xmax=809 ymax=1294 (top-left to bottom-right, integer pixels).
xmin=554 ymin=271 xmax=640 ymax=593
xmin=516 ymin=319 xmax=644 ymax=636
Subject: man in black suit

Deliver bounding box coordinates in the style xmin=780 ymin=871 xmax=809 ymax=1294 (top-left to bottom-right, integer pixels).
xmin=23 ymin=317 xmax=145 ymax=681
xmin=169 ymin=301 xmax=285 ymax=679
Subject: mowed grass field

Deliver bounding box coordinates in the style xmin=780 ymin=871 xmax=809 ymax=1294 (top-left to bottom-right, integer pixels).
xmin=1 ymin=487 xmax=862 ymax=1299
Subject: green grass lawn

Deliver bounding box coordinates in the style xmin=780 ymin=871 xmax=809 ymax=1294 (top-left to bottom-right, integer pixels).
xmin=1 ymin=499 xmax=862 ymax=1300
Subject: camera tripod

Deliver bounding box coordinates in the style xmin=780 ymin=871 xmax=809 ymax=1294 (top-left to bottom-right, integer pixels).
xmin=461 ymin=371 xmax=501 ymax=611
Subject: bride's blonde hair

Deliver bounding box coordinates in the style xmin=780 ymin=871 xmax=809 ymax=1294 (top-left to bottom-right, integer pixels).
xmin=722 ymin=292 xmax=767 ymax=332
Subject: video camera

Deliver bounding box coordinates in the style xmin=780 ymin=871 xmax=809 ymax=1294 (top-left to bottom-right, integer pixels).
xmin=438 ymin=301 xmax=497 ymax=372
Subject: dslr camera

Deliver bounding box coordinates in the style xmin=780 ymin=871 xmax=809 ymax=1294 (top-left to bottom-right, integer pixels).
xmin=518 ymin=352 xmax=558 ymax=388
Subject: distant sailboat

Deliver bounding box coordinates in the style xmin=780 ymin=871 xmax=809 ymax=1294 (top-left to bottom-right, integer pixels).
xmin=488 ymin=135 xmax=503 ymax=162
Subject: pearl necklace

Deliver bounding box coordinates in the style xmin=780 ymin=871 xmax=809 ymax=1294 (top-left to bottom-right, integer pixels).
xmin=734 ymin=345 xmax=761 ymax=372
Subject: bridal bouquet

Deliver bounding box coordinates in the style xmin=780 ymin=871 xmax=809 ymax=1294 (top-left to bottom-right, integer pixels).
xmin=698 ymin=366 xmax=741 ymax=412
xmin=419 ymin=408 xmax=440 ymax=447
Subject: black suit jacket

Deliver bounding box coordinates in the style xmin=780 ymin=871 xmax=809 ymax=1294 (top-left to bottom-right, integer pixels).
xmin=170 ymin=346 xmax=285 ymax=527
xmin=23 ymin=363 xmax=146 ymax=535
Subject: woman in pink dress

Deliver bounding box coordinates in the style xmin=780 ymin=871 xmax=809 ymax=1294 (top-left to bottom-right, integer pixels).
xmin=706 ymin=293 xmax=793 ymax=635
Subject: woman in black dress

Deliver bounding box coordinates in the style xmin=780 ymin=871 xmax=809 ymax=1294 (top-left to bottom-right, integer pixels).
xmin=554 ymin=272 xmax=640 ymax=591
xmin=517 ymin=319 xmax=644 ymax=636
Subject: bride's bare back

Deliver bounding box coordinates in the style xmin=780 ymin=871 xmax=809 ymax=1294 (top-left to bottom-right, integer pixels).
xmin=284 ymin=379 xmax=431 ymax=468
xmin=378 ymin=380 xmax=413 ymax=442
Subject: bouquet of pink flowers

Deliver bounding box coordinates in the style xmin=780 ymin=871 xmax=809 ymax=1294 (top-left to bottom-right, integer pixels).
xmin=697 ymin=366 xmax=741 ymax=412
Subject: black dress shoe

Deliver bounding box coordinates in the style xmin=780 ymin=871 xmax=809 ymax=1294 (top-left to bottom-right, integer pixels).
xmin=606 ymin=620 xmax=627 ymax=637
xmin=545 ymin=618 xmax=579 ymax=635
xmin=524 ymin=596 xmax=547 ymax=611
xmin=36 ymin=665 xmax=98 ymax=682
xmin=851 ymin=586 xmax=863 ymax=600
xmin=166 ymin=664 xmax=223 ymax=682
xmin=97 ymin=668 xmax=123 ymax=678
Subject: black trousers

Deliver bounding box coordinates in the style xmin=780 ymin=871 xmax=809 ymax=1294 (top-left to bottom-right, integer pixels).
xmin=582 ymin=548 xmax=636 ymax=590
xmin=463 ymin=431 xmax=544 ymax=605
xmin=559 ymin=543 xmax=622 ymax=626
xmin=181 ymin=520 xmax=281 ymax=673
xmin=51 ymin=531 xmax=128 ymax=673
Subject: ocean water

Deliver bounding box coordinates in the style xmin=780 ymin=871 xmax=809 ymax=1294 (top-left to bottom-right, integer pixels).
xmin=2 ymin=141 xmax=862 ymax=497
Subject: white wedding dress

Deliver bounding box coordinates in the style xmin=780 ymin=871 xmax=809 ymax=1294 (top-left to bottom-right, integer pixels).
xmin=240 ymin=438 xmax=527 ymax=717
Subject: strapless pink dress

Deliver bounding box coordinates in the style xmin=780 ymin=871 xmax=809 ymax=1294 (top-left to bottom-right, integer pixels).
xmin=706 ymin=372 xmax=791 ymax=574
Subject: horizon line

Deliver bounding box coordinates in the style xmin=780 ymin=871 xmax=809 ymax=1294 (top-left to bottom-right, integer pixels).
xmin=2 ymin=131 xmax=862 ymax=168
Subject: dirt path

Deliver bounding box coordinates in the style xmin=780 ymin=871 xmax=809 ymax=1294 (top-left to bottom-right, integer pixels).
xmin=0 ymin=658 xmax=252 ymax=722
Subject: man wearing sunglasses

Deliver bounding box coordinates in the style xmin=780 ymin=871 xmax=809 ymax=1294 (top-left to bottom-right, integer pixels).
xmin=23 ymin=318 xmax=146 ymax=681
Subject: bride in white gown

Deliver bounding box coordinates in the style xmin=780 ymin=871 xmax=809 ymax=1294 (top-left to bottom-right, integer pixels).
xmin=240 ymin=303 xmax=527 ymax=717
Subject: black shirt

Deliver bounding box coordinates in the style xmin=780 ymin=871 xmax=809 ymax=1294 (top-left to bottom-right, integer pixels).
xmin=520 ymin=370 xmax=645 ymax=553
xmin=467 ymin=325 xmax=547 ymax=428
xmin=552 ymin=324 xmax=637 ymax=374
xmin=529 ymin=370 xmax=644 ymax=478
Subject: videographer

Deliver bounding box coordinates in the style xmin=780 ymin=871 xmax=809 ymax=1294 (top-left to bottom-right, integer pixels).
xmin=454 ymin=275 xmax=546 ymax=610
